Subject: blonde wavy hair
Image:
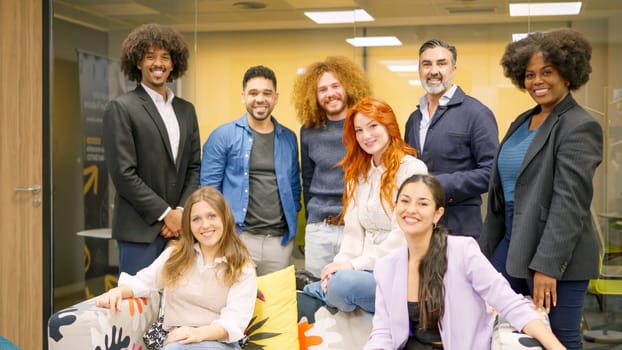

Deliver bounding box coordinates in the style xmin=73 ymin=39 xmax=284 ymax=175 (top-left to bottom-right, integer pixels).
xmin=161 ymin=186 xmax=252 ymax=288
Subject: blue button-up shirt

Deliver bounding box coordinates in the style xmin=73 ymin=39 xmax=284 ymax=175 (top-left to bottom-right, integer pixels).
xmin=200 ymin=114 xmax=301 ymax=244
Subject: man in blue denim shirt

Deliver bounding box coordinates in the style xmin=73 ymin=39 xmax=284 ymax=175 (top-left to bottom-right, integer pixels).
xmin=200 ymin=65 xmax=301 ymax=275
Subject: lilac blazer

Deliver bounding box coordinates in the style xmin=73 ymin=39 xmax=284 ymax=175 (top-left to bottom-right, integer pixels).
xmin=365 ymin=236 xmax=539 ymax=350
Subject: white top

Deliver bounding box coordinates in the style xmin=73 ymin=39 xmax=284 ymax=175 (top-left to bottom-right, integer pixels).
xmin=118 ymin=244 xmax=257 ymax=343
xmin=141 ymin=82 xmax=180 ymax=162
xmin=418 ymin=84 xmax=457 ymax=152
xmin=333 ymin=155 xmax=427 ymax=270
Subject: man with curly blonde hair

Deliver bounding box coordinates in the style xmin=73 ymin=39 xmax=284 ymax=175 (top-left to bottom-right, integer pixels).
xmin=292 ymin=56 xmax=371 ymax=278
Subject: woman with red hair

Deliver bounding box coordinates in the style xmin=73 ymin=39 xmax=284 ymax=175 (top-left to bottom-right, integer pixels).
xmin=304 ymin=96 xmax=427 ymax=312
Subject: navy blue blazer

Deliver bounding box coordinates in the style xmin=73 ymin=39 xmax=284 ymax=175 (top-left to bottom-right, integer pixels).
xmin=405 ymin=86 xmax=499 ymax=238
xmin=480 ymin=94 xmax=602 ymax=280
xmin=103 ymin=85 xmax=201 ymax=243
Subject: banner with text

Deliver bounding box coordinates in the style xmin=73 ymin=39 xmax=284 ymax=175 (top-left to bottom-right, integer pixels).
xmin=77 ymin=50 xmax=132 ymax=296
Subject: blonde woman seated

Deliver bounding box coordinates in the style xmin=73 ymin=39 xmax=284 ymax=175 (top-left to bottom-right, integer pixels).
xmin=304 ymin=97 xmax=427 ymax=313
xmin=96 ymin=186 xmax=257 ymax=350
xmin=365 ymin=174 xmax=564 ymax=350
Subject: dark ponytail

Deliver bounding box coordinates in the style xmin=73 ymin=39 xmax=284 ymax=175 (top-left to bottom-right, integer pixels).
xmin=418 ymin=225 xmax=448 ymax=329
xmin=396 ymin=174 xmax=448 ymax=330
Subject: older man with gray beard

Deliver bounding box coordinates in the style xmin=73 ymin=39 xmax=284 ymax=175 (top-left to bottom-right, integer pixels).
xmin=404 ymin=39 xmax=499 ymax=238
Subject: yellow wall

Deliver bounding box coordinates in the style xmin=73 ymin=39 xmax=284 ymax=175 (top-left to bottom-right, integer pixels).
xmin=183 ymin=27 xmax=362 ymax=142
xmin=50 ymin=16 xmax=620 ymax=302
xmin=181 ymin=19 xmax=611 ymax=217
xmin=184 ymin=22 xmax=600 ymax=145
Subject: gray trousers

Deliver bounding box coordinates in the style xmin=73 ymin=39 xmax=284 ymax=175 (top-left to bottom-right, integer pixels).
xmin=240 ymin=232 xmax=293 ymax=276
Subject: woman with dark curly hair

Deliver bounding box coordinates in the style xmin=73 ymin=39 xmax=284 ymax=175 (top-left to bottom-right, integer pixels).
xmin=480 ymin=28 xmax=603 ymax=349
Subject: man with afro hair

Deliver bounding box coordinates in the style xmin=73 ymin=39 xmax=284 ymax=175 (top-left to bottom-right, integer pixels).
xmin=103 ymin=24 xmax=201 ymax=275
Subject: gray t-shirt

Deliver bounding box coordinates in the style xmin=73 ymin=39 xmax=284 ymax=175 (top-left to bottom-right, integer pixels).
xmin=300 ymin=119 xmax=346 ymax=224
xmin=244 ymin=129 xmax=287 ymax=236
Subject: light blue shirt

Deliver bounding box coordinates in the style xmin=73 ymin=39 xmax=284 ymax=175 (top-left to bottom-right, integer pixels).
xmin=200 ymin=114 xmax=301 ymax=245
xmin=498 ymin=117 xmax=538 ymax=202
xmin=417 ymin=84 xmax=458 ymax=152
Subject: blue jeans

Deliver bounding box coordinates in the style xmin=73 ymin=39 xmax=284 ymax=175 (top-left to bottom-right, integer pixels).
xmin=163 ymin=341 xmax=241 ymax=350
xmin=491 ymin=201 xmax=588 ymax=350
xmin=117 ymin=235 xmax=168 ymax=275
xmin=303 ymin=269 xmax=376 ymax=313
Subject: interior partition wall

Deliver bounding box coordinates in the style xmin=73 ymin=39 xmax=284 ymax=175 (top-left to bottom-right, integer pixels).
xmin=50 ymin=0 xmax=621 ymax=314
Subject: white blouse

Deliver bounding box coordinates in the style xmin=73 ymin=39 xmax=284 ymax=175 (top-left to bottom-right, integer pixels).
xmin=118 ymin=244 xmax=257 ymax=343
xmin=334 ymin=155 xmax=427 ymax=270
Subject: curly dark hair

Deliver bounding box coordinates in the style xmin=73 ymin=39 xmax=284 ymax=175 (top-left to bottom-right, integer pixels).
xmin=500 ymin=28 xmax=592 ymax=91
xmin=120 ymin=23 xmax=189 ymax=83
xmin=292 ymin=56 xmax=371 ymax=128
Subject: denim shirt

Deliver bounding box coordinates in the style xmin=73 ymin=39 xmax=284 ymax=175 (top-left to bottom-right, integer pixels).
xmin=200 ymin=114 xmax=301 ymax=245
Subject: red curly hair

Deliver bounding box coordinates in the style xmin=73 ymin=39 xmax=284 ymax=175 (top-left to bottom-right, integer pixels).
xmin=338 ymin=97 xmax=417 ymax=217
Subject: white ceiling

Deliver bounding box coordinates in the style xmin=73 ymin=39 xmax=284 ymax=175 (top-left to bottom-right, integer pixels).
xmin=53 ymin=0 xmax=622 ymax=33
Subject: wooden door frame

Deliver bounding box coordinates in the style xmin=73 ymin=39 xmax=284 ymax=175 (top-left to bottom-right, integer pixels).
xmin=43 ymin=0 xmax=53 ymax=348
xmin=0 ymin=0 xmax=50 ymax=348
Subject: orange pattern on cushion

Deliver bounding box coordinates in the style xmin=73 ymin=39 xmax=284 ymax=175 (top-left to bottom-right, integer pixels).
xmin=127 ymin=297 xmax=148 ymax=316
xmin=297 ymin=321 xmax=323 ymax=349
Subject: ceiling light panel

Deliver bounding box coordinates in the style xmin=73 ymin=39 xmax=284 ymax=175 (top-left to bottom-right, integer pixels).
xmin=509 ymin=2 xmax=582 ymax=16
xmin=304 ymin=9 xmax=374 ymax=24
xmin=346 ymin=36 xmax=402 ymax=47
xmin=285 ymin=0 xmax=358 ymax=9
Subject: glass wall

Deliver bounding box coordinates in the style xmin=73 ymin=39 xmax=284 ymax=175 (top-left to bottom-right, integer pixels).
xmin=51 ymin=0 xmax=622 ymax=310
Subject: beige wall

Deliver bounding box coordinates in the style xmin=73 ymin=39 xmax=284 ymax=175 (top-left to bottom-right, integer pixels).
xmin=52 ymin=17 xmax=615 ymax=298
xmin=181 ymin=19 xmax=610 ymax=216
xmin=183 ymin=21 xmax=607 ymax=146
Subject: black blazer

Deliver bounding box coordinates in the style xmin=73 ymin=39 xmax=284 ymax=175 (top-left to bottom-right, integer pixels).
xmin=103 ymin=85 xmax=201 ymax=243
xmin=480 ymin=94 xmax=602 ymax=280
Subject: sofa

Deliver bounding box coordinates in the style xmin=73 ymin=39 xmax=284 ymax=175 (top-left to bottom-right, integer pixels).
xmin=48 ymin=265 xmax=374 ymax=350
xmin=48 ymin=265 xmax=545 ymax=350
xmin=48 ymin=291 xmax=160 ymax=349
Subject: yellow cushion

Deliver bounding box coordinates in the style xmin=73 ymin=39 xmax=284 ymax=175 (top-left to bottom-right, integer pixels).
xmin=244 ymin=265 xmax=299 ymax=349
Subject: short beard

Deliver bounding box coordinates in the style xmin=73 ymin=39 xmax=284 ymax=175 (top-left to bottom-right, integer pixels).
xmin=323 ymin=101 xmax=346 ymax=118
xmin=421 ymin=73 xmax=453 ymax=95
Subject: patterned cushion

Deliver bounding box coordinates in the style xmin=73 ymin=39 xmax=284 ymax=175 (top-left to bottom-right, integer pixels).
xmin=297 ymin=292 xmax=373 ymax=350
xmin=492 ymin=313 xmax=549 ymax=350
xmin=47 ymin=291 xmax=160 ymax=350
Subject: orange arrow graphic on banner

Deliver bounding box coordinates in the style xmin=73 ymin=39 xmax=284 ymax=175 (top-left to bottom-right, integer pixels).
xmin=83 ymin=165 xmax=98 ymax=195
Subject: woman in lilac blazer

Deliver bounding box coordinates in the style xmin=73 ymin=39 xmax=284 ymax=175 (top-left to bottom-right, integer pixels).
xmin=365 ymin=174 xmax=564 ymax=350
